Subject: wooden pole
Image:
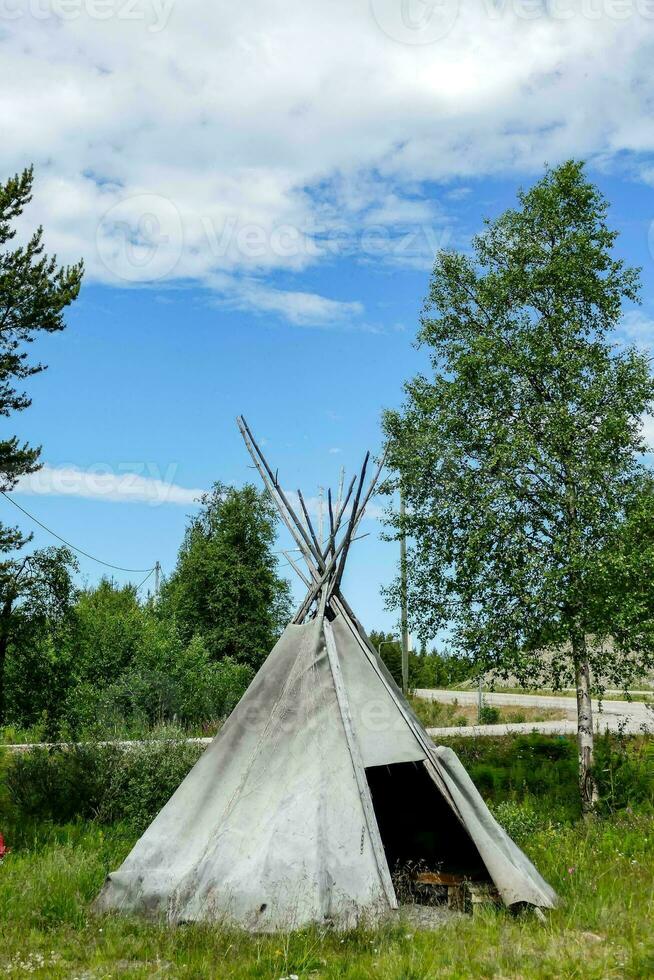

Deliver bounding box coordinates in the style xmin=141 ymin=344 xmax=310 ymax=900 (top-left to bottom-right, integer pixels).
xmin=330 ymin=475 xmax=357 ymax=543
xmin=237 ymin=418 xmax=320 ymax=577
xmin=297 ymin=489 xmax=323 ymax=565
xmin=238 ymin=416 xmax=384 ymax=624
xmin=327 ymin=488 xmax=336 ymax=559
xmin=238 ymin=417 xmax=321 ymax=569
xmin=318 ymin=486 xmax=324 ymax=551
xmin=283 ymin=550 xmax=311 ymax=589
xmin=332 ymin=453 xmax=369 ymax=594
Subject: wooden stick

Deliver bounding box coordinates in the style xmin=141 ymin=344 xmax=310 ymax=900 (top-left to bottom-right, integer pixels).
xmin=327 ymin=488 xmax=336 ymax=559
xmin=283 ymin=550 xmax=311 ymax=589
xmin=332 ymin=452 xmax=369 ymax=593
xmin=238 ymin=416 xmax=321 ymax=567
xmin=331 ymin=452 xmax=386 ymax=597
xmin=293 ymin=454 xmax=385 ymax=622
xmin=292 ymin=531 xmax=352 ymax=623
xmin=297 ymin=489 xmax=324 ymax=569
xmin=237 ymin=418 xmax=319 ymax=576
xmin=325 ymin=474 xmax=357 ymax=558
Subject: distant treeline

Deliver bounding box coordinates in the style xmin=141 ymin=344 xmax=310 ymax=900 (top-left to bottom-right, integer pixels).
xmin=368 ymin=631 xmax=475 ymax=690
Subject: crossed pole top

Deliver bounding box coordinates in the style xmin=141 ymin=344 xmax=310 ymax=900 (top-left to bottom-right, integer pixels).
xmin=237 ymin=415 xmax=385 ymax=624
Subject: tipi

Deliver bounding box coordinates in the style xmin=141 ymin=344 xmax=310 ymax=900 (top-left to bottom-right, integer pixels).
xmin=95 ymin=417 xmax=556 ymax=930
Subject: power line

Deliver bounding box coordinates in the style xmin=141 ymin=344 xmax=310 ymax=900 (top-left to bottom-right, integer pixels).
xmin=135 ymin=567 xmax=156 ymax=593
xmin=1 ymin=491 xmax=155 ymax=574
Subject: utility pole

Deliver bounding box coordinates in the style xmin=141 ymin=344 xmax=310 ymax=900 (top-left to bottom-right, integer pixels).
xmin=400 ymin=487 xmax=409 ymax=696
xmin=154 ymin=560 xmax=161 ymax=603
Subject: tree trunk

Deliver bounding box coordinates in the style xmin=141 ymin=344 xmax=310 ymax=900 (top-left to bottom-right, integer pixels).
xmin=572 ymin=630 xmax=599 ymax=816
xmin=0 ymin=634 xmax=7 ymax=727
xmin=0 ymin=597 xmax=14 ymax=727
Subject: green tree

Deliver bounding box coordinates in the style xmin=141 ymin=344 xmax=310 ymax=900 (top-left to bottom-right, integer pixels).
xmin=369 ymin=629 xmax=403 ymax=686
xmin=162 ymin=483 xmax=291 ymax=668
xmin=70 ymin=579 xmax=148 ymax=687
xmin=383 ymin=161 xmax=654 ymax=813
xmin=0 ymin=546 xmax=78 ymax=725
xmin=586 ymin=472 xmax=654 ymax=657
xmin=0 ymin=167 xmax=83 ymax=551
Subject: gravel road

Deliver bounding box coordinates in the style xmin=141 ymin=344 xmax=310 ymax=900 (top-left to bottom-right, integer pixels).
xmin=416 ymin=688 xmax=652 ymax=737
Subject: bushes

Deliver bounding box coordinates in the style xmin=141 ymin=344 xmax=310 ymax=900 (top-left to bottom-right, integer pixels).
xmin=5 ymin=737 xmax=204 ymax=832
xmin=439 ymin=732 xmax=654 ymax=819
xmin=489 ymin=800 xmax=556 ymax=844
xmin=4 ymin=580 xmax=257 ymax=739
xmin=61 ymin=641 xmax=253 ymax=739
xmin=594 ymin=732 xmax=654 ymax=814
xmin=4 ymin=732 xmax=651 ymax=836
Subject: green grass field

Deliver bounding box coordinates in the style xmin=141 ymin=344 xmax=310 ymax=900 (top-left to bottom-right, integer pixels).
xmin=0 ymin=812 xmax=651 ymax=978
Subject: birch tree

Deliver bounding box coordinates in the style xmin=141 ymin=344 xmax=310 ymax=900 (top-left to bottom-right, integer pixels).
xmin=383 ymin=161 xmax=654 ymax=814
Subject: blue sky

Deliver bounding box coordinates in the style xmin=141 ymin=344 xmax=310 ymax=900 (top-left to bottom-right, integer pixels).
xmin=2 ymin=3 xmax=654 ymax=636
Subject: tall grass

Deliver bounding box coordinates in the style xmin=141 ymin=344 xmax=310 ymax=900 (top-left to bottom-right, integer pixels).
xmin=0 ymin=814 xmax=652 ymax=977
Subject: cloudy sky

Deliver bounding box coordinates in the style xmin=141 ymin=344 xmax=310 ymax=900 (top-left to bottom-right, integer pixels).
xmin=2 ymin=0 xmax=654 ymax=632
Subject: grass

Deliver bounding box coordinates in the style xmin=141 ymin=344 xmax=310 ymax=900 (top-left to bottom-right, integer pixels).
xmin=0 ymin=813 xmax=653 ymax=978
xmin=408 ymin=695 xmax=568 ymax=729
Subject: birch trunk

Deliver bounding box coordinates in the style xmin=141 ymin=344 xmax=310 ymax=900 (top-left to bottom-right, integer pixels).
xmin=572 ymin=631 xmax=599 ymax=815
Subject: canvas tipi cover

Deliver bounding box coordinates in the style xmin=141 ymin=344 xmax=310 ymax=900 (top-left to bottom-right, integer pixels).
xmin=95 ymin=420 xmax=556 ymax=930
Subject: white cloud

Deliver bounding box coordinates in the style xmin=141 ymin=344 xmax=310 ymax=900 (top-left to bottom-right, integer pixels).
xmin=641 ymin=414 xmax=654 ymax=450
xmin=620 ymin=309 xmax=654 ymax=352
xmin=225 ymin=283 xmax=363 ymax=327
xmin=328 ymin=447 xmax=342 ymax=454
xmin=15 ymin=464 xmax=204 ymax=507
xmin=2 ymin=0 xmax=654 ymax=320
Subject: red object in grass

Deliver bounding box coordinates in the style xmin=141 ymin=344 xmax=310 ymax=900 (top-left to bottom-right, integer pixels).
xmin=0 ymin=833 xmax=9 ymax=859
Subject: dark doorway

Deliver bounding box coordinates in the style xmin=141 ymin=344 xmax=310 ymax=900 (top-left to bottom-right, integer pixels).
xmin=365 ymin=761 xmax=487 ymax=878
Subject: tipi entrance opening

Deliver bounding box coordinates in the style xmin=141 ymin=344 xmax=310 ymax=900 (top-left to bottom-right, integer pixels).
xmin=365 ymin=761 xmax=489 ymax=902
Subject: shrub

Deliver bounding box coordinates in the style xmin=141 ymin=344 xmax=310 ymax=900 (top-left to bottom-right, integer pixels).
xmin=490 ymin=801 xmax=546 ymax=844
xmin=438 ymin=733 xmax=581 ymax=818
xmin=61 ymin=639 xmax=254 ymax=739
xmin=95 ymin=737 xmax=205 ymax=833
xmin=595 ymin=733 xmax=654 ymax=813
xmin=5 ymin=737 xmax=204 ymax=831
xmin=479 ymin=704 xmax=501 ymax=724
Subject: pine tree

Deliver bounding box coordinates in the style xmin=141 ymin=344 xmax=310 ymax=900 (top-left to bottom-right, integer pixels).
xmin=0 ymin=166 xmax=83 ymax=550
